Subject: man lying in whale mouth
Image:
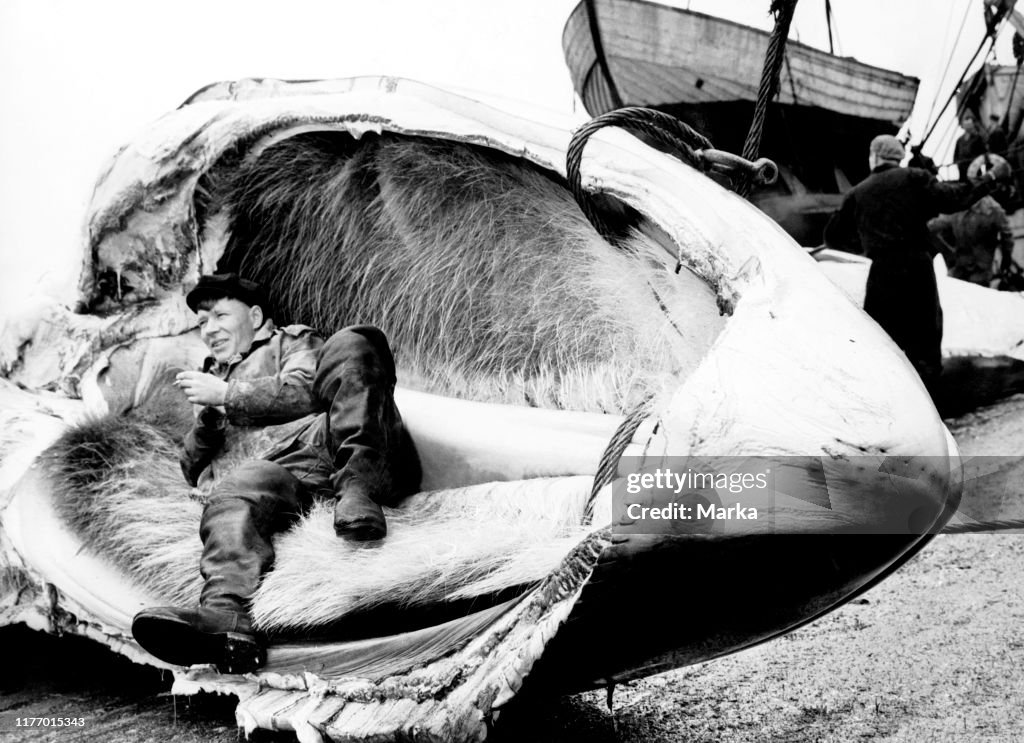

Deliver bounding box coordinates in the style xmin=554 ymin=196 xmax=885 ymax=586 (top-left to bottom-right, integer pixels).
xmin=132 ymin=272 xmax=423 ymax=673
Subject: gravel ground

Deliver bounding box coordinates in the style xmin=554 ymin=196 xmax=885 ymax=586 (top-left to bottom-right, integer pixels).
xmin=3 ymin=397 xmax=1022 ymax=743
xmin=495 ymin=533 xmax=1024 ymax=743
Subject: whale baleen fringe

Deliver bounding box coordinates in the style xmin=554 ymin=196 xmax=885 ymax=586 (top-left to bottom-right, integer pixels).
xmin=210 ymin=132 xmax=722 ymax=413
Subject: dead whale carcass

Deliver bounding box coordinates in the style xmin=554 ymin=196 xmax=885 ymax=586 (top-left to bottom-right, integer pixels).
xmin=814 ymin=248 xmax=1024 ymax=417
xmin=0 ymin=77 xmax=961 ymax=741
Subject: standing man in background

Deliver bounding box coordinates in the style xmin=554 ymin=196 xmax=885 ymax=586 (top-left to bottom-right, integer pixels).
xmin=929 ymin=154 xmax=1016 ymax=288
xmin=824 ymin=135 xmax=1010 ymax=396
xmin=953 ymin=109 xmax=990 ymax=182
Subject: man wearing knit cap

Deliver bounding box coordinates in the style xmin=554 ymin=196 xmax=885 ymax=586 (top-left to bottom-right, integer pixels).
xmin=870 ymin=134 xmax=906 ymax=166
xmin=824 ymin=134 xmax=1010 ymax=396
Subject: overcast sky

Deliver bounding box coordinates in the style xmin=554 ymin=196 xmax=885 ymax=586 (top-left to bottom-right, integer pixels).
xmin=0 ymin=0 xmax=1014 ymax=310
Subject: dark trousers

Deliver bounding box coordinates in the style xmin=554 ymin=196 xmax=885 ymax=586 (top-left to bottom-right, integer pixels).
xmin=864 ymin=255 xmax=944 ymax=396
xmin=198 ymin=326 xmax=421 ymax=614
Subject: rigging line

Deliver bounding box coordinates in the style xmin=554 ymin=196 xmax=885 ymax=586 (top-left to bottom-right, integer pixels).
xmin=921 ymin=22 xmax=1005 ymax=148
xmin=738 ymin=0 xmax=798 ymax=198
xmin=936 ymin=113 xmax=959 ymax=152
xmin=938 ymin=101 xmax=966 ymax=154
xmin=928 ymin=1 xmax=959 ymax=90
xmin=937 ymin=4 xmax=1018 ymax=139
xmin=925 ymin=0 xmax=974 ymax=130
xmin=783 ymin=51 xmax=799 ymax=106
xmin=933 ymin=118 xmax=960 ymax=169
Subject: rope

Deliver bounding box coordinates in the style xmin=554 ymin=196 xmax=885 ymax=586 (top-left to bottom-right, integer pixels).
xmin=566 ymin=107 xmax=777 ymax=242
xmin=580 ymin=412 xmax=1024 ymax=532
xmin=920 ymin=10 xmax=1010 ymax=150
xmin=783 ymin=51 xmax=799 ymax=108
xmin=924 ymin=1 xmax=973 ymax=131
xmin=583 ymin=396 xmax=654 ymax=525
xmin=564 ymin=104 xmax=780 ymax=523
xmin=941 ymin=518 xmax=1024 ymax=534
xmin=566 ymin=106 xmax=713 ymax=240
xmin=579 ymin=396 xmax=1024 ymax=533
xmin=738 ymin=0 xmax=799 ymax=198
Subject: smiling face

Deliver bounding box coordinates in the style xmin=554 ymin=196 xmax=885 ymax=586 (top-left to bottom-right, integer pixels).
xmin=196 ymin=296 xmax=263 ymax=363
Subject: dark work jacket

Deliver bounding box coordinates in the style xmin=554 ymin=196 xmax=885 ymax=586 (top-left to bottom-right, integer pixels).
xmin=824 ymin=165 xmax=997 ymax=263
xmin=180 ymin=322 xmax=324 ymax=492
xmin=954 ymin=132 xmax=988 ymax=182
xmin=823 ymin=164 xmax=997 ymax=390
xmin=929 ymin=195 xmax=1014 ymax=286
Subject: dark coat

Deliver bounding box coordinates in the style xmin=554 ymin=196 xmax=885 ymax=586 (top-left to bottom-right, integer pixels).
xmin=180 ymin=322 xmax=323 ymax=490
xmin=954 ymin=132 xmax=988 ymax=182
xmin=824 ymin=164 xmax=997 ymax=391
xmin=929 ymin=195 xmax=1014 ymax=286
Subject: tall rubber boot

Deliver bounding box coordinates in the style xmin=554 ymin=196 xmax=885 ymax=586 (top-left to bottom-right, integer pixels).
xmin=314 ymin=326 xmax=421 ymax=541
xmin=131 ymin=461 xmax=302 ymax=673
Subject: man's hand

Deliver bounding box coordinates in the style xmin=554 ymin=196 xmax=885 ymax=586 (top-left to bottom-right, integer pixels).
xmin=176 ymin=371 xmax=229 ymax=406
xmin=987 ymin=157 xmax=1012 ymax=182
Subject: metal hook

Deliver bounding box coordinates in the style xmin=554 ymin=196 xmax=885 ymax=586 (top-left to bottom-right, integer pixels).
xmin=696 ymin=149 xmax=779 ymax=186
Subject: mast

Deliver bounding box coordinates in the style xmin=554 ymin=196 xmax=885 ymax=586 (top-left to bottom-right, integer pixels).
xmin=919 ymin=0 xmax=1016 ymax=150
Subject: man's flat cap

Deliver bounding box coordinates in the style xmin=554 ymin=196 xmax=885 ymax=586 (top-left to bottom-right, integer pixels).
xmin=869 ymin=134 xmax=905 ymax=164
xmin=185 ymin=273 xmax=269 ymax=313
